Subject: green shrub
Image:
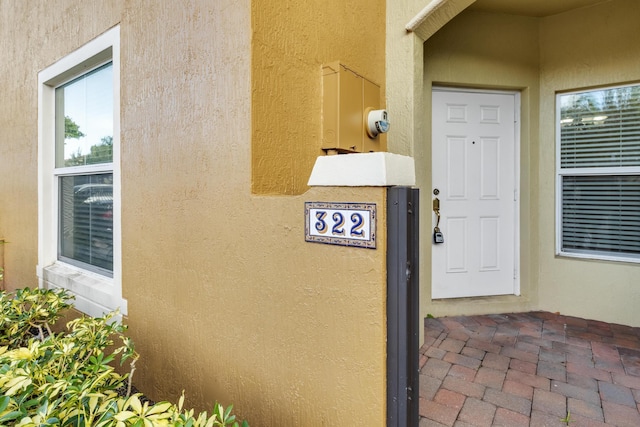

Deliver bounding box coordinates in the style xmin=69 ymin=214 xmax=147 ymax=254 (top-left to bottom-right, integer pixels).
xmin=0 ymin=288 xmax=248 ymax=427
xmin=0 ymin=287 xmax=73 ymax=347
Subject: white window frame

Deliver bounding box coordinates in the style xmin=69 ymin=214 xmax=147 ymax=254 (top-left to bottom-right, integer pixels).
xmin=37 ymin=26 xmax=126 ymax=316
xmin=555 ymin=84 xmax=640 ymax=264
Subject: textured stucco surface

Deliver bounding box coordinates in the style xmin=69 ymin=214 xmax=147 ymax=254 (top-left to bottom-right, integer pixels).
xmin=0 ymin=0 xmax=125 ymax=296
xmin=251 ymin=0 xmax=386 ymax=195
xmin=0 ymin=1 xmax=388 ymax=425
xmin=537 ymin=0 xmax=640 ymax=327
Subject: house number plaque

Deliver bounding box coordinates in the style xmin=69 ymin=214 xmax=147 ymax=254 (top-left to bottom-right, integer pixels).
xmin=304 ymin=202 xmax=376 ymax=249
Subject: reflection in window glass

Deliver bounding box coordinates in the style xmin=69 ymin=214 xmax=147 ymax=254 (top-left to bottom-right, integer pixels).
xmin=560 ymin=86 xmax=640 ymax=168
xmin=59 ymin=173 xmax=113 ymax=273
xmin=55 ymin=63 xmax=113 ymax=168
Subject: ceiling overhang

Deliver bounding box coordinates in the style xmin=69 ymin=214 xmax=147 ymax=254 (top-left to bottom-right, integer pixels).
xmin=406 ymin=0 xmax=611 ymax=41
xmin=468 ymin=0 xmax=611 ymax=17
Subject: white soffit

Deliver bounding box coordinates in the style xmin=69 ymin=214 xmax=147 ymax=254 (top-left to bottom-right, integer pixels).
xmin=308 ymin=152 xmax=416 ymax=187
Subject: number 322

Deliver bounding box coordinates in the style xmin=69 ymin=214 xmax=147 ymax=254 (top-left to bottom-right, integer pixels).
xmin=314 ymin=211 xmax=365 ymax=238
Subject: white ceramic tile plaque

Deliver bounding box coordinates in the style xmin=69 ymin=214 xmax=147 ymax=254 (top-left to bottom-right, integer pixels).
xmin=305 ymin=202 xmax=376 ymax=249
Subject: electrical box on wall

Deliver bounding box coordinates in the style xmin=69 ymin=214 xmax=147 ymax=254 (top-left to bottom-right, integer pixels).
xmin=322 ymin=62 xmax=387 ymax=153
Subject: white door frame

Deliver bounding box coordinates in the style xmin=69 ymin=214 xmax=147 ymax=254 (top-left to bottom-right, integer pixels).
xmin=431 ymin=86 xmax=521 ymax=297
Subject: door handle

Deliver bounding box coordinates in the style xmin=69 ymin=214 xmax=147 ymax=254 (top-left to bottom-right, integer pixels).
xmin=433 ymin=196 xmax=444 ymax=244
xmin=433 ymin=197 xmax=441 ymax=227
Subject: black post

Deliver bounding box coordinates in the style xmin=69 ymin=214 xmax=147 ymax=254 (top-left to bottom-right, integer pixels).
xmin=387 ymin=187 xmax=419 ymax=427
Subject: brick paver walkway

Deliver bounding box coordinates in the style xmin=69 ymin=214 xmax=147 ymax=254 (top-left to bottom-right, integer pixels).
xmin=419 ymin=312 xmax=640 ymax=426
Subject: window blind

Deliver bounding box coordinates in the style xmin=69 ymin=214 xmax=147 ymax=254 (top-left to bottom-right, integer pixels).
xmin=561 ymin=175 xmax=640 ymax=257
xmin=59 ymin=174 xmax=113 ymax=272
xmin=560 ymin=86 xmax=640 ymax=169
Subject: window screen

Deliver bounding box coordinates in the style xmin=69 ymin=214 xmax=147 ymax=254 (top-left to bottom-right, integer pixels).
xmin=561 ymin=175 xmax=640 ymax=257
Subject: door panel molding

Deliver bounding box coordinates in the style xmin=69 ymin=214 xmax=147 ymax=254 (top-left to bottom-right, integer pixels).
xmin=432 ymin=88 xmax=520 ymax=299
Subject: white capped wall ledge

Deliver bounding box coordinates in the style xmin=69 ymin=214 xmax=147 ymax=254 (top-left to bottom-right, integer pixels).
xmin=308 ymin=152 xmax=416 ymax=187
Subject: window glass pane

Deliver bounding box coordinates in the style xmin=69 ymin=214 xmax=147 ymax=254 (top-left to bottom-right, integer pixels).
xmin=55 ymin=63 xmax=113 ymax=167
xmin=560 ymin=85 xmax=640 ymax=168
xmin=59 ymin=173 xmax=113 ymax=273
xmin=562 ymin=175 xmax=640 ymax=258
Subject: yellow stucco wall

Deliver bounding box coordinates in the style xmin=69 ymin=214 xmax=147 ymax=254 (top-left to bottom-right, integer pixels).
xmin=251 ymin=0 xmax=386 ymax=195
xmin=419 ymin=10 xmax=540 ymax=318
xmin=0 ymin=1 xmax=389 ymax=425
xmin=537 ymin=0 xmax=640 ymax=326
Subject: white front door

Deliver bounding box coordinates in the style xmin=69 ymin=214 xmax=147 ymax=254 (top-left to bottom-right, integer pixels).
xmin=431 ymin=89 xmax=519 ymax=299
